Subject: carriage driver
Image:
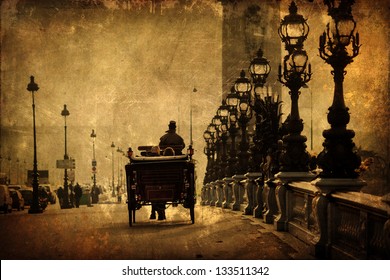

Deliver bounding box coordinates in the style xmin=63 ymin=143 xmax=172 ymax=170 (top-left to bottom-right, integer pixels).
xmin=159 ymin=120 xmax=185 ymax=155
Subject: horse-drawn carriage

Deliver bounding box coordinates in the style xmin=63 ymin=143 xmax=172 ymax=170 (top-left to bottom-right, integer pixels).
xmin=125 ymin=146 xmax=195 ymax=226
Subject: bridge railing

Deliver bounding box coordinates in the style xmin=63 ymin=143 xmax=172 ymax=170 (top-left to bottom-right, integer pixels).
xmin=200 ymin=178 xmax=390 ymax=259
xmin=271 ymin=181 xmax=390 ymax=259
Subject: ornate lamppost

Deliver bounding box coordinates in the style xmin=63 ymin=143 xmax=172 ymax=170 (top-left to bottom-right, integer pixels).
xmin=27 ymin=76 xmax=42 ymax=214
xmin=235 ymin=70 xmax=253 ymax=175
xmin=201 ymin=129 xmax=213 ymax=205
xmin=222 ymin=89 xmax=240 ymax=209
xmin=273 ymin=1 xmax=314 ymax=229
xmin=225 ymin=88 xmax=240 ymax=177
xmin=315 ymin=0 xmax=364 ymax=193
xmin=247 ymin=48 xmax=272 ymax=216
xmin=232 ymin=70 xmax=253 ymax=211
xmin=116 ymin=147 xmax=124 ymax=202
xmin=111 ymin=142 xmax=115 ymax=197
xmin=90 ymin=129 xmax=97 ymax=202
xmin=207 ymin=123 xmax=218 ymax=206
xmin=277 ymin=1 xmax=313 ymax=177
xmin=215 ymin=102 xmax=229 ymax=207
xmin=61 ymin=104 xmax=72 ymax=209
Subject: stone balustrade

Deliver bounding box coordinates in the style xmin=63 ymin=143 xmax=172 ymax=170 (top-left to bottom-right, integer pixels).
xmin=200 ymin=176 xmax=390 ymax=259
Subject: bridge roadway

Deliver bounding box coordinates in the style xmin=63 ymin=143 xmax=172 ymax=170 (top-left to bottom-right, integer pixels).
xmin=0 ymin=197 xmax=314 ymax=260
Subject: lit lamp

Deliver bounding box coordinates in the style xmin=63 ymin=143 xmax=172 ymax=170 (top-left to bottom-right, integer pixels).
xmin=278 ymin=1 xmax=309 ymax=54
xmin=316 ymin=0 xmax=362 ymax=183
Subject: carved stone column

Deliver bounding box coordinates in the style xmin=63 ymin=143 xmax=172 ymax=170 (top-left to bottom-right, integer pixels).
xmin=215 ymin=180 xmax=225 ymax=207
xmin=274 ymin=181 xmax=287 ymax=231
xmin=263 ymin=179 xmax=278 ymax=224
xmin=253 ymin=176 xmax=265 ymax=218
xmin=204 ymin=183 xmax=211 ymax=206
xmin=244 ymin=172 xmax=261 ymax=215
xmin=312 ymin=192 xmax=329 ymax=259
xmin=232 ymin=174 xmax=245 ymax=211
xmin=209 ymin=182 xmax=217 ymax=206
xmin=222 ymin=177 xmax=234 ymax=209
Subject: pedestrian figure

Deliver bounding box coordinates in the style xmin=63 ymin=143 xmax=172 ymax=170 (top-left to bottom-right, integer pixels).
xmin=91 ymin=185 xmax=100 ymax=204
xmin=57 ymin=186 xmax=64 ymax=207
xmin=74 ymin=183 xmax=82 ymax=208
xmin=69 ymin=183 xmax=75 ymax=207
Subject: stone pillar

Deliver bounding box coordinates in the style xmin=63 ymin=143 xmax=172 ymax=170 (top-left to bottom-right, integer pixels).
xmin=311 ymin=192 xmax=329 ymax=259
xmin=232 ymin=174 xmax=245 ymax=211
xmin=274 ymin=181 xmax=287 ymax=231
xmin=222 ymin=177 xmax=234 ymax=209
xmin=263 ymin=179 xmax=278 ymax=224
xmin=253 ymin=176 xmax=265 ymax=218
xmin=215 ymin=180 xmax=224 ymax=207
xmin=203 ymin=183 xmax=211 ymax=205
xmin=209 ymin=181 xmax=217 ymax=206
xmin=244 ymin=172 xmax=261 ymax=215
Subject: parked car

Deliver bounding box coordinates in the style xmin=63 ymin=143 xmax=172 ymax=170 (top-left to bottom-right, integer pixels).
xmin=0 ymin=184 xmax=12 ymax=213
xmin=40 ymin=184 xmax=56 ymax=204
xmin=10 ymin=189 xmax=25 ymax=211
xmin=20 ymin=189 xmax=33 ymax=206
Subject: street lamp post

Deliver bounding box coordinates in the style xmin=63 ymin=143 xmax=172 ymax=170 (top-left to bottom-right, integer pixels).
xmin=221 ymin=90 xmax=239 ymax=209
xmin=273 ymin=1 xmax=315 ymax=229
xmin=202 ymin=130 xmax=213 ymax=205
xmin=225 ymin=88 xmax=240 ymax=177
xmin=317 ymin=0 xmax=362 ymax=183
xmin=235 ymin=70 xmax=253 ymax=175
xmin=248 ymin=48 xmax=276 ymax=217
xmin=248 ymin=48 xmax=271 ymax=173
xmin=232 ymin=70 xmax=252 ymax=211
xmin=215 ymin=102 xmax=229 ymax=207
xmin=277 ymin=1 xmax=312 ymax=174
xmin=111 ymin=142 xmax=115 ymax=197
xmin=90 ymin=129 xmax=97 ymax=202
xmin=61 ymin=104 xmax=72 ymax=209
xmin=116 ymin=147 xmax=123 ymax=202
xmin=27 ymin=76 xmax=42 ymax=214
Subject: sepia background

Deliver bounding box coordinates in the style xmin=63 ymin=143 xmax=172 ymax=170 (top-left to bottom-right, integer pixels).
xmin=1 ymin=0 xmax=389 ymax=195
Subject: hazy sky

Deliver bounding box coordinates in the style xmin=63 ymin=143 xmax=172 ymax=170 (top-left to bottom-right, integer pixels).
xmin=1 ymin=0 xmax=389 ymax=190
